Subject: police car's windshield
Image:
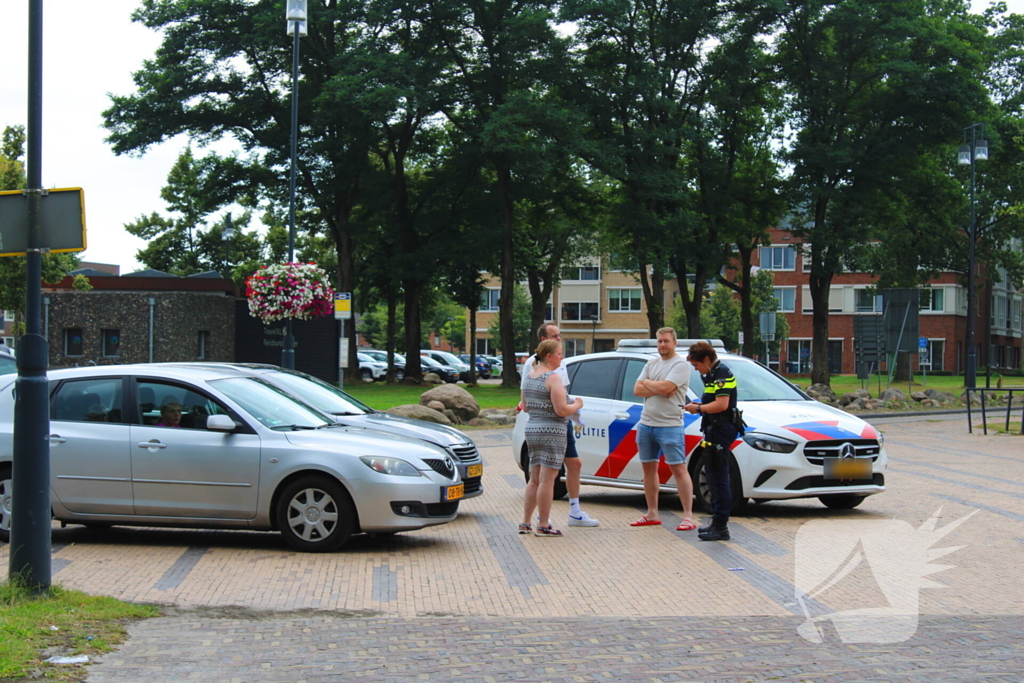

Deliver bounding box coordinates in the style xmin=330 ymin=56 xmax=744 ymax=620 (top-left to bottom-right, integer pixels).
xmin=692 ymin=356 xmax=807 ymax=402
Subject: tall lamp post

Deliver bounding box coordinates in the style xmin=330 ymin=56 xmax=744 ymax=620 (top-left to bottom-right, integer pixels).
xmin=222 ymin=212 xmax=235 ymax=278
xmin=958 ymin=123 xmax=988 ymax=390
xmin=283 ymin=0 xmax=308 ymax=370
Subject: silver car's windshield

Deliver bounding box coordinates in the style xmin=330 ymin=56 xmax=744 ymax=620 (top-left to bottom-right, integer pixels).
xmin=212 ymin=377 xmax=333 ymax=429
xmin=691 ymin=356 xmax=808 ymax=402
xmin=266 ymin=371 xmax=371 ymax=416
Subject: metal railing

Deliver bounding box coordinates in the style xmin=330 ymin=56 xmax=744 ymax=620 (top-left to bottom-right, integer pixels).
xmin=966 ymin=387 xmax=1024 ymax=435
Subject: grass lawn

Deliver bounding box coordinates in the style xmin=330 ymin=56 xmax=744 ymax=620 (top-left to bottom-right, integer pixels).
xmin=343 ymin=381 xmax=523 ymax=411
xmin=0 ymin=580 xmax=158 ymax=682
xmin=788 ymin=373 xmax=969 ymax=397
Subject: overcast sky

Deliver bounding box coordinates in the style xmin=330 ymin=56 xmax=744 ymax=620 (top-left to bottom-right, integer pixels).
xmin=1 ymin=0 xmax=1020 ymax=273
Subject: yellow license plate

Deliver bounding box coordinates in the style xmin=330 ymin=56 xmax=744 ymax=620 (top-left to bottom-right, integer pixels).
xmin=467 ymin=464 xmax=483 ymax=478
xmin=824 ymin=458 xmax=872 ymax=480
xmin=444 ymin=484 xmax=465 ymax=501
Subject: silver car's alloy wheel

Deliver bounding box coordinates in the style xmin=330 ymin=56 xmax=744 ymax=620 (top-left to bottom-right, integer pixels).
xmin=0 ymin=468 xmax=12 ymax=540
xmin=277 ymin=475 xmax=355 ymax=553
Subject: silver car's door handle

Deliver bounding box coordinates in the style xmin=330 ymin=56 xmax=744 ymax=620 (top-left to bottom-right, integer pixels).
xmin=48 ymin=434 xmax=67 ymax=444
xmin=614 ymin=412 xmax=630 ymax=420
xmin=137 ymin=440 xmax=167 ymax=450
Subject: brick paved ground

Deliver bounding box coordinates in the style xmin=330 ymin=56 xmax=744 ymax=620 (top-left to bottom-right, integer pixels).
xmin=2 ymin=416 xmax=1022 ymax=681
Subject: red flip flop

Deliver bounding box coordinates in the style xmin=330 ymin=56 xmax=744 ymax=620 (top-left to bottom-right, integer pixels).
xmin=630 ymin=516 xmax=662 ymax=527
xmin=676 ymin=519 xmax=697 ymax=531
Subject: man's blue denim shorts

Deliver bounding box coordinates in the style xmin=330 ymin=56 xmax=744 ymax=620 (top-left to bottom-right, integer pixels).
xmin=636 ymin=423 xmax=686 ymax=465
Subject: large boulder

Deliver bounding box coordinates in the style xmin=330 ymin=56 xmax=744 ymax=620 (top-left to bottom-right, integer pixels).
xmin=924 ymin=388 xmax=956 ymax=403
xmin=386 ymin=404 xmax=452 ymax=425
xmin=880 ymin=387 xmax=907 ymax=403
xmin=910 ymin=391 xmax=928 ymax=402
xmin=807 ymin=383 xmax=837 ymax=403
xmin=420 ymin=383 xmax=480 ymax=422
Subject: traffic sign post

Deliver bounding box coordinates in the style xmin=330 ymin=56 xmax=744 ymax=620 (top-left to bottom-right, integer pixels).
xmin=334 ymin=292 xmax=351 ymax=320
xmin=0 ymin=187 xmax=86 ymax=255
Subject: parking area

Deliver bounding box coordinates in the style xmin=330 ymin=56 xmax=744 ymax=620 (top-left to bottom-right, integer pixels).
xmin=3 ymin=417 xmax=1023 ymax=681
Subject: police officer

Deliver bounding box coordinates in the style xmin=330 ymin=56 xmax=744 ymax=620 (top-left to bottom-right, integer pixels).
xmin=683 ymin=341 xmax=738 ymax=541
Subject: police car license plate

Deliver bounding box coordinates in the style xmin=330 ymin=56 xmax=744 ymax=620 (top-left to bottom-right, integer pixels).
xmin=444 ymin=484 xmax=464 ymax=501
xmin=467 ymin=464 xmax=483 ymax=477
xmin=824 ymin=458 xmax=871 ymax=480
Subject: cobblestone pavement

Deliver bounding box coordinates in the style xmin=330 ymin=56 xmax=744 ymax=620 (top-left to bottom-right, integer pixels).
xmin=3 ymin=417 xmax=1022 ymax=681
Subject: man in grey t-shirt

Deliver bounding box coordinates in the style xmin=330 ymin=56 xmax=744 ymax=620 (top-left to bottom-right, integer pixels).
xmin=630 ymin=327 xmax=696 ymax=530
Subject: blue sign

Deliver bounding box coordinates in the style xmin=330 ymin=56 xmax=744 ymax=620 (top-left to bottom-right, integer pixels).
xmin=918 ymin=337 xmax=928 ymax=350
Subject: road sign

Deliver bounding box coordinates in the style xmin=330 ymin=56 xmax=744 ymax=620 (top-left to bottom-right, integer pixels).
xmin=0 ymin=187 xmax=86 ymax=256
xmin=738 ymin=332 xmax=745 ymax=345
xmin=334 ymin=292 xmax=351 ymax=320
xmin=919 ymin=337 xmax=928 ymax=352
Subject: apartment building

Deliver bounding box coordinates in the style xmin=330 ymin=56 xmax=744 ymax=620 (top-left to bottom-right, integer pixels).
xmin=472 ymin=262 xmax=682 ymax=357
xmin=470 ymin=228 xmax=1023 ymax=375
xmin=759 ymin=228 xmax=1023 ymax=374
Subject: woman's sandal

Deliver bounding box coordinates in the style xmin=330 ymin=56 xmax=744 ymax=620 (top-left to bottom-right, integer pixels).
xmin=518 ymin=523 xmax=532 ymax=535
xmin=533 ymin=525 xmax=563 ymax=537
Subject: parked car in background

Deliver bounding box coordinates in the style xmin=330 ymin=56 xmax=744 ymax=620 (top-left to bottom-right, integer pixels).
xmin=360 ymin=350 xmax=405 ymax=381
xmin=419 ymin=355 xmax=459 ymax=383
xmin=512 ymin=339 xmax=887 ymax=510
xmin=457 ymin=354 xmax=491 ymax=379
xmin=164 ymin=363 xmax=483 ymax=499
xmin=0 ymin=364 xmax=463 ymax=552
xmin=421 ymin=350 xmax=471 ymax=382
xmin=479 ymin=354 xmax=503 ymax=378
xmin=0 ymin=347 xmax=15 ymax=376
xmin=356 ymin=352 xmax=388 ymax=382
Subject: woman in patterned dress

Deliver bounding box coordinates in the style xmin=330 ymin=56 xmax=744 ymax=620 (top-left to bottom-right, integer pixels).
xmin=520 ymin=340 xmax=584 ymax=537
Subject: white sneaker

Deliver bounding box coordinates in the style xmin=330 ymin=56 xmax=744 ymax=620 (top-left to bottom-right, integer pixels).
xmin=568 ymin=510 xmax=600 ymax=527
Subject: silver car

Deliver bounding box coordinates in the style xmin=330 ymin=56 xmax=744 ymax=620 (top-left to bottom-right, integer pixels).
xmin=0 ymin=365 xmax=464 ymax=552
xmin=162 ymin=363 xmax=484 ymax=499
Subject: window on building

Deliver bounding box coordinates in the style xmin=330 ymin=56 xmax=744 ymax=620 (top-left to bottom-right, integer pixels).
xmin=786 ymin=340 xmax=812 ymax=373
xmin=759 ymin=245 xmax=796 ymax=271
xmin=563 ymin=339 xmax=586 ymax=357
xmin=920 ymin=288 xmax=944 ymax=312
xmin=560 ymin=265 xmax=600 ymax=281
xmin=855 ymin=289 xmax=882 ymax=313
xmin=2 ymin=337 xmax=13 ymax=349
xmin=773 ymin=288 xmax=796 ymax=313
xmin=475 ymin=339 xmax=495 ymax=355
xmin=198 ymin=330 xmax=210 ymax=359
xmin=608 ymin=288 xmax=642 ymax=312
xmin=480 ymin=289 xmax=500 ymax=312
xmin=561 ymin=302 xmax=599 ymax=321
xmin=2 ymin=310 xmax=14 ymax=322
xmin=543 ymin=303 xmax=553 ymax=321
xmin=64 ymin=328 xmax=83 ymax=357
xmin=101 ymin=329 xmax=121 ymax=357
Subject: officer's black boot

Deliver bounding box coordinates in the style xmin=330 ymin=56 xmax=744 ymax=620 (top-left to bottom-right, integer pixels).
xmin=698 ymin=519 xmax=730 ymax=541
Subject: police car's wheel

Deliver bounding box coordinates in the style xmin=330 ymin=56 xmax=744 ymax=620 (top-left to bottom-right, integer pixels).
xmin=0 ymin=464 xmax=11 ymax=543
xmin=690 ymin=450 xmax=746 ymax=515
xmin=521 ymin=447 xmax=567 ymax=500
xmin=818 ymin=494 xmax=866 ymax=510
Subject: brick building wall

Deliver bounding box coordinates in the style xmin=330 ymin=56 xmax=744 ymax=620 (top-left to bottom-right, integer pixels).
xmin=44 ymin=291 xmax=235 ymax=368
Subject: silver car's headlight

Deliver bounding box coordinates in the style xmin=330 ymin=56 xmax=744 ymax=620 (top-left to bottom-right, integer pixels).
xmin=360 ymin=456 xmax=423 ymax=477
xmin=742 ymin=432 xmax=798 ymax=453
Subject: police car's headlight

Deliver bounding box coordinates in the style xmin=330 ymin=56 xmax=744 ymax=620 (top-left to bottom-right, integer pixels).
xmin=876 ymin=430 xmax=885 ymax=446
xmin=360 ymin=456 xmax=423 ymax=477
xmin=742 ymin=433 xmax=798 ymax=453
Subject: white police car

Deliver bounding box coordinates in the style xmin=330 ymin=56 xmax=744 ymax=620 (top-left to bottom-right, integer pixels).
xmin=512 ymin=339 xmax=887 ymax=512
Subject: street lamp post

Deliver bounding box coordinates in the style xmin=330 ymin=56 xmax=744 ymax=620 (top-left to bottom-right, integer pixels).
xmin=283 ymin=1 xmax=307 ymax=370
xmin=958 ymin=123 xmax=988 ymax=390
xmin=222 ymin=212 xmax=235 ymax=278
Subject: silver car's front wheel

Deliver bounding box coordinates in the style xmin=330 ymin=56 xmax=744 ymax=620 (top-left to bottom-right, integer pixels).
xmin=0 ymin=466 xmax=12 ymax=542
xmin=276 ymin=476 xmax=355 ymax=552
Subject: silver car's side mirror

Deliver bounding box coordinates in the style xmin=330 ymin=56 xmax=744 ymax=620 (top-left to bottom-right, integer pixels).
xmin=206 ymin=414 xmax=237 ymax=432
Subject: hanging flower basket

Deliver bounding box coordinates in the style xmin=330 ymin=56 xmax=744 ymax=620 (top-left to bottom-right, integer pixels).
xmin=246 ymin=262 xmax=335 ymax=324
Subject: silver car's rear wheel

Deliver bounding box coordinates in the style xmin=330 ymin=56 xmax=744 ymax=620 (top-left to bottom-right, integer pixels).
xmin=277 ymin=476 xmax=355 ymax=552
xmin=0 ymin=466 xmax=12 ymax=542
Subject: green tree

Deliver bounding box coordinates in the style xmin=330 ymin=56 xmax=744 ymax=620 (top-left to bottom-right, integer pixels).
xmin=775 ymin=0 xmax=991 ymax=386
xmin=487 ymin=284 xmax=532 ymax=354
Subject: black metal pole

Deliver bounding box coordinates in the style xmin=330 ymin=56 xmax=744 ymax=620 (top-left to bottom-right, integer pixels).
xmin=282 ymin=22 xmax=300 ymax=370
xmin=965 ymin=125 xmax=977 ymax=390
xmin=9 ymin=0 xmax=52 ymax=591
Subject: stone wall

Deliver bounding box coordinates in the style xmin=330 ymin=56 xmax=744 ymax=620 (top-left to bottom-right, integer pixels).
xmin=44 ymin=291 xmax=235 ymax=367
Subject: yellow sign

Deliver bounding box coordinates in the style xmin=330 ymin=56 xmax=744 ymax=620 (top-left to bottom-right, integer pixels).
xmin=0 ymin=187 xmax=87 ymax=256
xmin=334 ymin=292 xmax=351 ymax=320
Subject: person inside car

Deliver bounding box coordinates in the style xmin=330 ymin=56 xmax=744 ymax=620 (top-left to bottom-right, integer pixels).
xmin=155 ymin=402 xmax=183 ymax=428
